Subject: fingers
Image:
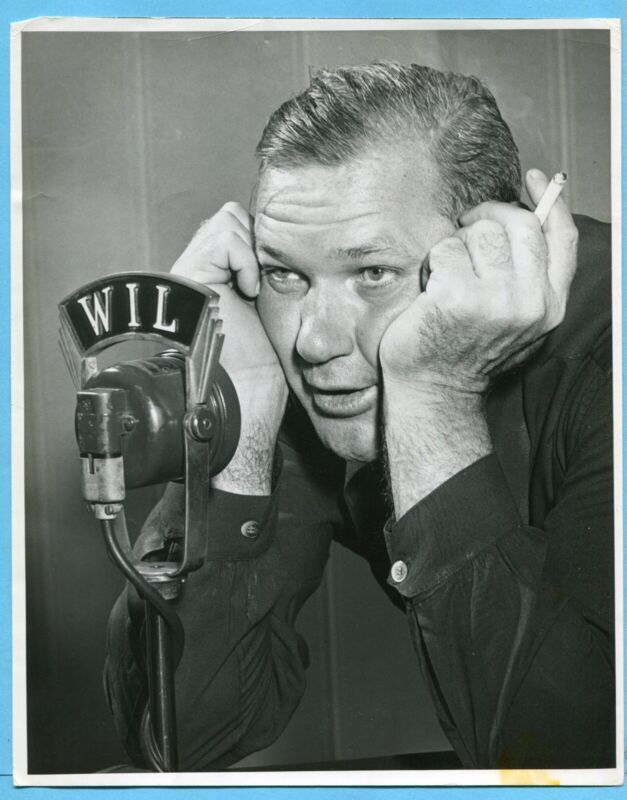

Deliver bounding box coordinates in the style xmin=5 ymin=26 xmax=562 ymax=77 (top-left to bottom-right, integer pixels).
xmin=424 ymin=236 xmax=476 ymax=302
xmin=459 ymin=198 xmax=546 ymax=280
xmin=170 ymin=202 xmax=260 ymax=298
xmin=525 ymin=168 xmax=579 ymax=300
xmin=219 ymin=201 xmax=253 ymax=232
xmin=213 ymin=231 xmax=260 ymax=297
xmin=171 ymin=229 xmax=259 ymax=296
xmin=454 ymin=221 xmax=512 ymax=277
xmin=455 ymin=170 xmax=578 ymax=330
xmin=460 ymin=170 xmax=578 ymax=290
xmin=194 ymin=201 xmax=252 ymax=239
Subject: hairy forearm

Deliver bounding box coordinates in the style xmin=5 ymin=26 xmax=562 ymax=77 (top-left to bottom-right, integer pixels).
xmin=212 ymin=363 xmax=286 ymax=496
xmin=212 ymin=423 xmax=276 ymax=495
xmin=383 ymin=378 xmax=493 ymax=518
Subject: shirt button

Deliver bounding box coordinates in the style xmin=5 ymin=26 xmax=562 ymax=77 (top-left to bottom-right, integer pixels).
xmin=240 ymin=520 xmax=260 ymax=540
xmin=390 ymin=560 xmax=408 ymax=583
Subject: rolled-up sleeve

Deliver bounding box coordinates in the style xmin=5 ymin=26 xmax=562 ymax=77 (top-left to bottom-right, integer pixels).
xmin=384 ymin=370 xmax=615 ymax=769
xmin=385 ymin=455 xmax=522 ymax=599
xmin=104 ymin=440 xmax=339 ymax=770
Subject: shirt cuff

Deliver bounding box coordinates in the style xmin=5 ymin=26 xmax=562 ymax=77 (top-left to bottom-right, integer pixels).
xmin=205 ymin=485 xmax=278 ymax=560
xmin=137 ymin=474 xmax=280 ymax=563
xmin=384 ymin=454 xmax=522 ymax=599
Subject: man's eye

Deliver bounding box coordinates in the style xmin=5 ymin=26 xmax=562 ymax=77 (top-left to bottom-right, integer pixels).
xmin=262 ymin=268 xmax=307 ymax=294
xmin=359 ymin=267 xmax=396 ymax=287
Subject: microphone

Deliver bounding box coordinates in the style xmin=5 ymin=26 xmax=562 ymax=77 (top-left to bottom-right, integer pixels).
xmin=59 ymin=271 xmax=240 ymax=511
xmin=77 ymin=350 xmax=239 ymax=491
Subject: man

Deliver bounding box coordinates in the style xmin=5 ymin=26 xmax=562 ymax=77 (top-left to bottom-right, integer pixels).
xmin=105 ymin=62 xmax=614 ymax=770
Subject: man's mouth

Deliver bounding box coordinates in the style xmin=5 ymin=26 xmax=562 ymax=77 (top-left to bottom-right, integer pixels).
xmin=307 ymin=384 xmax=378 ymax=418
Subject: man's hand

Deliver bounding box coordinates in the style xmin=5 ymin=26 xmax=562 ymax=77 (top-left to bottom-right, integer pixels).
xmin=380 ymin=169 xmax=579 ymax=393
xmin=380 ymin=169 xmax=579 ymax=517
xmin=172 ymin=203 xmax=288 ymax=495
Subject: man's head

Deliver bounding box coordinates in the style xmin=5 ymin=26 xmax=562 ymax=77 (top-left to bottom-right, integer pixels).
xmin=253 ymin=61 xmax=521 ymax=462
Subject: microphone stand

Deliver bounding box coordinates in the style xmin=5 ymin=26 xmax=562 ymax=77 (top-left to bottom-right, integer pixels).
xmin=99 ymin=509 xmax=184 ymax=771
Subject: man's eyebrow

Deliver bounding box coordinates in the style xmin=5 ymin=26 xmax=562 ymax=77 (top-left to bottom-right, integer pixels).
xmin=332 ymin=240 xmax=408 ymax=260
xmin=256 ymin=244 xmax=287 ymax=263
xmin=257 ymin=240 xmax=409 ymax=263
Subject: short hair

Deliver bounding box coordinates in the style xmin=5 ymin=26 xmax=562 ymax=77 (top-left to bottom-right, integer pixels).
xmin=255 ymin=61 xmax=521 ymax=219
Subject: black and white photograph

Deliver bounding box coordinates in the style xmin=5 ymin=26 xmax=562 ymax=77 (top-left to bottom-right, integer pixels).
xmin=12 ymin=18 xmax=622 ymax=785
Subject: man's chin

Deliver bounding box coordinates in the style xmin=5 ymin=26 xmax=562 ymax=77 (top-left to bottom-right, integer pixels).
xmin=310 ymin=413 xmax=379 ymax=463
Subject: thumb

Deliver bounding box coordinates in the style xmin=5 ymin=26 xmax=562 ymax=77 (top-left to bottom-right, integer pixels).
xmin=525 ymin=168 xmax=578 ymax=301
xmin=525 ymin=167 xmax=550 ymax=208
xmin=526 ymin=167 xmax=573 ymax=233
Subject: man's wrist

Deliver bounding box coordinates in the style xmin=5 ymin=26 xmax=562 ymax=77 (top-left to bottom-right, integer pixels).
xmin=381 ymin=363 xmax=490 ymax=397
xmin=212 ymin=425 xmax=277 ymax=496
xmin=383 ymin=377 xmax=493 ymax=518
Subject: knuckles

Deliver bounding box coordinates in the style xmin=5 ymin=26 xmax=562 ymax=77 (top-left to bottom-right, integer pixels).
xmin=393 ymin=202 xmax=574 ymax=382
xmin=428 ymin=236 xmax=468 ymax=267
xmin=466 ymin=219 xmax=508 ymax=247
xmin=196 ymin=202 xmax=248 ymax=236
xmin=215 ymin=228 xmax=240 ymax=246
xmin=463 ymin=220 xmax=511 ymax=265
xmin=194 ymin=221 xmax=248 ymax=255
xmin=435 ymin=275 xmax=550 ymax=337
xmin=173 ymin=206 xmax=254 ymax=277
xmin=488 ymin=278 xmax=548 ymax=332
xmin=221 ymin=201 xmax=243 ymax=214
xmin=220 ymin=201 xmax=250 ymax=225
xmin=513 ymin=297 xmax=548 ymax=330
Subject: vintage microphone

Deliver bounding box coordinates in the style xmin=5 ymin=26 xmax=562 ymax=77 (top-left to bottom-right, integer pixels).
xmin=58 ymin=272 xmax=241 ymax=772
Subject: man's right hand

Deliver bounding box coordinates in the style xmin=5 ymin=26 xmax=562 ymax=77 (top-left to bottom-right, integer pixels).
xmin=172 ymin=202 xmax=288 ymax=495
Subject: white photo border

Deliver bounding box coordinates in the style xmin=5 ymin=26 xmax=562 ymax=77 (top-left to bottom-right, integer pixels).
xmin=10 ymin=16 xmax=623 ymax=788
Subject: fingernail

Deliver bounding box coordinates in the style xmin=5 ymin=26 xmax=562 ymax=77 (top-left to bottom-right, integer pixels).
xmin=254 ymin=280 xmax=260 ymax=296
xmin=527 ymin=168 xmax=544 ymax=180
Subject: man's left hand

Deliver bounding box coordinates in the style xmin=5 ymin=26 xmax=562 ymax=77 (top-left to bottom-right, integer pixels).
xmin=380 ymin=169 xmax=579 ymax=517
xmin=380 ymin=169 xmax=579 ymax=394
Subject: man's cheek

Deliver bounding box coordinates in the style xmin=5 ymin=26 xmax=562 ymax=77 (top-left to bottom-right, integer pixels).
xmin=257 ymin=292 xmax=299 ymax=361
xmin=256 ymin=291 xmax=282 ymax=340
xmin=356 ymin=299 xmax=416 ymax=365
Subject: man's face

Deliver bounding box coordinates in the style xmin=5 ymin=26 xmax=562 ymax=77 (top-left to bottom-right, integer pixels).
xmin=254 ymin=145 xmax=455 ymax=462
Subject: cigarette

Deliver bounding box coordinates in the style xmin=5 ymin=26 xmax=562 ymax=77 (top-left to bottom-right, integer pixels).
xmin=533 ymin=172 xmax=568 ymax=226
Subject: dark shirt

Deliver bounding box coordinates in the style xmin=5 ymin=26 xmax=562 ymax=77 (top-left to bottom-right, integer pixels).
xmin=105 ymin=215 xmax=615 ymax=770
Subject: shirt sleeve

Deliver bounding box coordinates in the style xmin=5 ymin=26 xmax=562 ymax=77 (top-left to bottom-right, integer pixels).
xmin=104 ymin=441 xmax=340 ymax=771
xmin=384 ymin=368 xmax=615 ymax=769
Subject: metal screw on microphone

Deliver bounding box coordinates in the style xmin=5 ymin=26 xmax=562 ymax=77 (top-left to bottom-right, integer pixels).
xmin=185 ymin=406 xmax=214 ymax=442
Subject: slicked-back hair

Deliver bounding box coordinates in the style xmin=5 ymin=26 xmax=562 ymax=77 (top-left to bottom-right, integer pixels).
xmin=255 ymin=61 xmax=521 ymax=219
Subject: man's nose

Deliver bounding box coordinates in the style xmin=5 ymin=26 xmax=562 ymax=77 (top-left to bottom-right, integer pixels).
xmin=295 ymin=291 xmax=355 ymax=364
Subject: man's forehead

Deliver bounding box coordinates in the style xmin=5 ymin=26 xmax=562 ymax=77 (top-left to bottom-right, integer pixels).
xmin=254 ymin=143 xmax=441 ymax=218
xmin=254 ymin=162 xmax=377 ymax=215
